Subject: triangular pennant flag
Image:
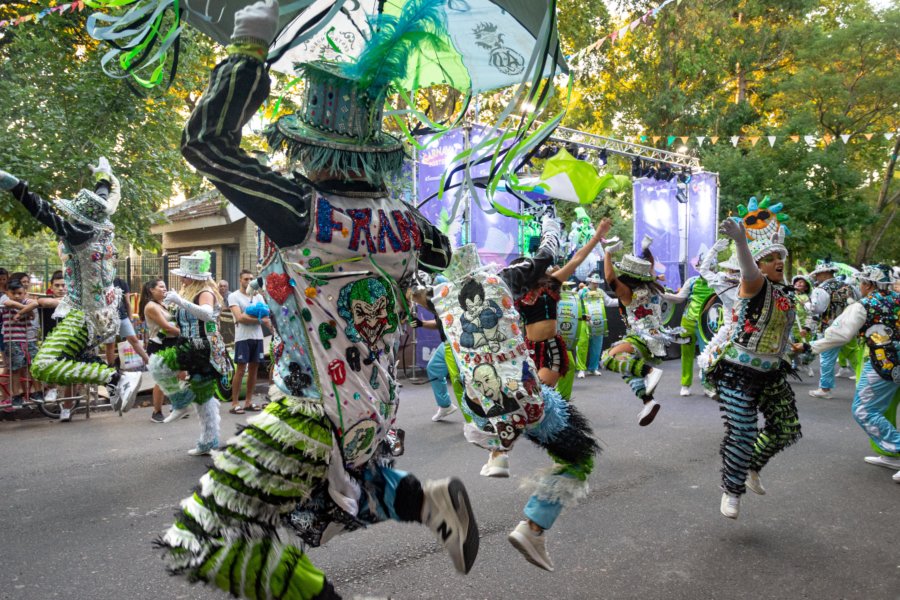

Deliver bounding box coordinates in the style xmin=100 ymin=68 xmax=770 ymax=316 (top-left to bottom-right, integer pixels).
xmin=667 ymin=135 xmax=676 ymax=147
xmin=596 ymin=36 xmax=607 ymax=49
xmin=749 ymin=136 xmax=760 ymax=147
xmin=790 ymin=135 xmax=799 ymax=143
xmin=618 ymin=26 xmax=629 ymax=40
xmin=767 ymin=136 xmax=777 ymax=147
xmin=804 ymin=135 xmax=816 ymax=146
xmin=679 ymin=136 xmax=689 ymax=145
xmin=886 ymin=132 xmax=895 ymax=140
xmin=710 ymin=136 xmax=719 ymax=145
xmin=630 ymin=19 xmax=641 ymax=31
xmin=840 ymin=134 xmax=850 ymax=144
xmin=696 ymin=136 xmax=706 ymax=146
xmin=864 ymin=133 xmax=874 ymax=140
xmin=730 ymin=136 xmax=740 ymax=147
xmin=640 ymin=135 xmax=648 ymax=143
xmin=609 ymin=30 xmax=619 ymax=42
xmin=823 ymin=134 xmax=832 ymax=145
xmin=642 ymin=11 xmax=651 ymax=23
xmin=652 ymin=136 xmax=661 ymax=144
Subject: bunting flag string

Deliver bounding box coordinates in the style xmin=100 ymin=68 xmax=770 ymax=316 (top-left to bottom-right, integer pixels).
xmin=0 ymin=1 xmax=87 ymax=29
xmin=628 ymin=131 xmax=897 ymax=149
xmin=569 ymin=0 xmax=682 ymax=65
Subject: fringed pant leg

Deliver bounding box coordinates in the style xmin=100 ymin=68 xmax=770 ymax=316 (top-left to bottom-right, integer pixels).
xmin=31 ymin=309 xmax=115 ymax=386
xmin=713 ymin=364 xmax=760 ymax=496
xmin=523 ymin=386 xmax=599 ymax=530
xmin=749 ymin=372 xmax=802 ymax=474
xmin=602 ymin=350 xmax=652 ymax=401
xmin=158 ymin=398 xmax=341 ymax=600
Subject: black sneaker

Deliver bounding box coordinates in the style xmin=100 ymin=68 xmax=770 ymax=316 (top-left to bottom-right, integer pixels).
xmin=11 ymin=395 xmax=25 ymax=408
xmin=150 ymin=411 xmax=165 ymax=423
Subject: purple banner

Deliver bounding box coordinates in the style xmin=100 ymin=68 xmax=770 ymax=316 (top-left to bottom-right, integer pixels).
xmin=633 ymin=177 xmax=682 ymax=289
xmin=470 ymin=189 xmax=521 ymax=267
xmin=686 ymin=172 xmax=719 ymax=279
xmin=416 ymin=129 xmax=466 ymax=247
xmin=414 ymin=305 xmax=442 ymax=372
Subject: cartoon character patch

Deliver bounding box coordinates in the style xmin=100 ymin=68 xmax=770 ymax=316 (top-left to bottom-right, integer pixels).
xmin=337 ymin=277 xmax=398 ymax=361
xmin=458 ymin=278 xmax=505 ymax=352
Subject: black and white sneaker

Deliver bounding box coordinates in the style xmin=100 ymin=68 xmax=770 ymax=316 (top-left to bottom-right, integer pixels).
xmin=111 ymin=371 xmax=142 ymax=415
xmin=421 ymin=478 xmax=479 ymax=574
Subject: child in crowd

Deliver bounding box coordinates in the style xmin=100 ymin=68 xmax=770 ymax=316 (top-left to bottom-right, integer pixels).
xmin=0 ymin=279 xmax=38 ymax=408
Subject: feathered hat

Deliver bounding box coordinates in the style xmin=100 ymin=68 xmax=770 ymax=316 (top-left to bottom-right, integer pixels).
xmin=858 ymin=263 xmax=892 ymax=288
xmin=810 ymin=258 xmax=840 ymax=277
xmin=171 ymin=250 xmax=214 ymax=281
xmin=266 ymin=0 xmax=448 ymax=185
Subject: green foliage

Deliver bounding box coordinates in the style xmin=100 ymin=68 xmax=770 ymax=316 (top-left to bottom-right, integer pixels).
xmin=561 ymin=0 xmax=900 ymax=267
xmin=0 ymin=3 xmax=219 ymax=251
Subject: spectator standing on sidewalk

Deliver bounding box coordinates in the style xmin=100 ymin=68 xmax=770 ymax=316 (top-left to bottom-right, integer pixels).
xmin=140 ymin=278 xmax=182 ymax=423
xmin=227 ymin=270 xmax=270 ymax=414
xmin=104 ymin=276 xmax=150 ymax=368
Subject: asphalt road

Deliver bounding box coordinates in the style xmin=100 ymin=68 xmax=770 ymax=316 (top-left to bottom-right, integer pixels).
xmin=1 ymin=366 xmax=897 ymax=600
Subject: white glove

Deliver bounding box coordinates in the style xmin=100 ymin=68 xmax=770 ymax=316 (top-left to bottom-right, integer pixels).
xmin=232 ymin=0 xmax=279 ymax=45
xmin=89 ymin=157 xmax=113 ymax=178
xmin=605 ymin=239 xmax=623 ymax=254
xmin=164 ymin=290 xmax=185 ymax=307
xmin=0 ymin=169 xmax=20 ymax=191
xmin=540 ymin=213 xmax=561 ymax=236
xmin=640 ymin=234 xmax=654 ymax=252
xmin=718 ymin=218 xmax=746 ymax=242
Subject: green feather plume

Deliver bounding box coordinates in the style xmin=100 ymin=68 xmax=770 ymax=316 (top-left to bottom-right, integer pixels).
xmin=343 ymin=0 xmax=449 ymax=90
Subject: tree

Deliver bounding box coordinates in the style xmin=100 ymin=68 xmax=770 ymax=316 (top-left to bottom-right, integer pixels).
xmin=0 ymin=3 xmax=218 ymax=251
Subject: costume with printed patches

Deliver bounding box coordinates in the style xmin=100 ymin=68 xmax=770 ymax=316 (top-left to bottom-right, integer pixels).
xmin=0 ymin=159 xmax=142 ymax=413
xmin=156 ymin=3 xmax=478 ymax=598
xmin=432 ymin=229 xmax=599 ymax=571
xmin=709 ymin=206 xmax=801 ymax=513
xmin=808 ymin=265 xmax=900 ymax=461
xmin=148 ymin=251 xmax=231 ymax=454
xmin=601 ymin=237 xmax=687 ymax=420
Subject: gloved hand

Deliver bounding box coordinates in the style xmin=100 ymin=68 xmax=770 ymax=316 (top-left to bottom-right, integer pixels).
xmin=232 ymin=0 xmax=279 ymax=46
xmin=164 ymin=290 xmax=185 ymax=307
xmin=245 ymin=302 xmax=270 ymax=319
xmin=410 ymin=317 xmax=423 ymax=329
xmin=640 ymin=234 xmax=654 ymax=252
xmin=0 ymin=169 xmax=20 ymax=191
xmin=89 ymin=157 xmax=113 ymax=178
xmin=719 ymin=218 xmax=745 ymax=242
xmin=605 ymin=239 xmax=623 ymax=254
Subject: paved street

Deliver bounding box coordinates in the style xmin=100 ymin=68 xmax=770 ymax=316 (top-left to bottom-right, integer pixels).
xmin=1 ymin=366 xmax=897 ymax=600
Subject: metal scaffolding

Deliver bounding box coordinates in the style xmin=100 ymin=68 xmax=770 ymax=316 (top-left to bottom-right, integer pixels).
xmin=548 ymin=126 xmax=702 ymax=170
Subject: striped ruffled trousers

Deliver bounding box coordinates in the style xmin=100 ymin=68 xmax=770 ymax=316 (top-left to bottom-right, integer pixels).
xmin=710 ymin=361 xmax=802 ymax=495
xmin=31 ymin=309 xmax=115 ymax=385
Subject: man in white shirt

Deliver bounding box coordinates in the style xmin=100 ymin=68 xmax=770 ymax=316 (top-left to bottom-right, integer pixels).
xmin=227 ymin=270 xmax=270 ymax=413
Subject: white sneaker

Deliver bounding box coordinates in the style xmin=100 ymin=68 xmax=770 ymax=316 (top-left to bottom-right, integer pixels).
xmin=576 ymin=370 xmax=586 ymax=379
xmin=164 ymin=406 xmax=192 ymax=423
xmin=479 ymin=453 xmax=510 ymax=478
xmin=638 ymin=399 xmax=661 ymax=426
xmin=59 ymin=407 xmax=72 ymax=422
xmin=590 ymin=370 xmax=602 ymax=376
xmin=704 ymin=387 xmax=718 ymax=398
xmin=746 ymin=470 xmax=766 ymax=495
xmin=808 ymin=388 xmax=833 ymax=399
xmin=187 ymin=439 xmax=218 ymax=456
xmin=43 ymin=388 xmax=58 ymax=403
xmin=893 ymin=470 xmax=900 ymax=483
xmin=863 ymin=455 xmax=900 ymax=470
xmin=432 ymin=404 xmax=458 ymax=422
xmin=508 ymin=521 xmax=554 ymax=571
xmin=720 ymin=493 xmax=740 ymax=519
xmin=837 ymin=367 xmax=853 ymax=378
xmin=679 ymin=386 xmax=691 ymax=397
xmin=644 ymin=367 xmax=663 ymax=397
xmin=421 ymin=478 xmax=479 ymax=574
xmin=805 ymin=366 xmax=815 ymax=378
xmin=112 ymin=371 xmax=142 ymax=415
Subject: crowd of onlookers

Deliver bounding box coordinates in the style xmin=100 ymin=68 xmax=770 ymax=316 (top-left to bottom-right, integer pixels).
xmin=0 ymin=264 xmax=270 ymax=422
